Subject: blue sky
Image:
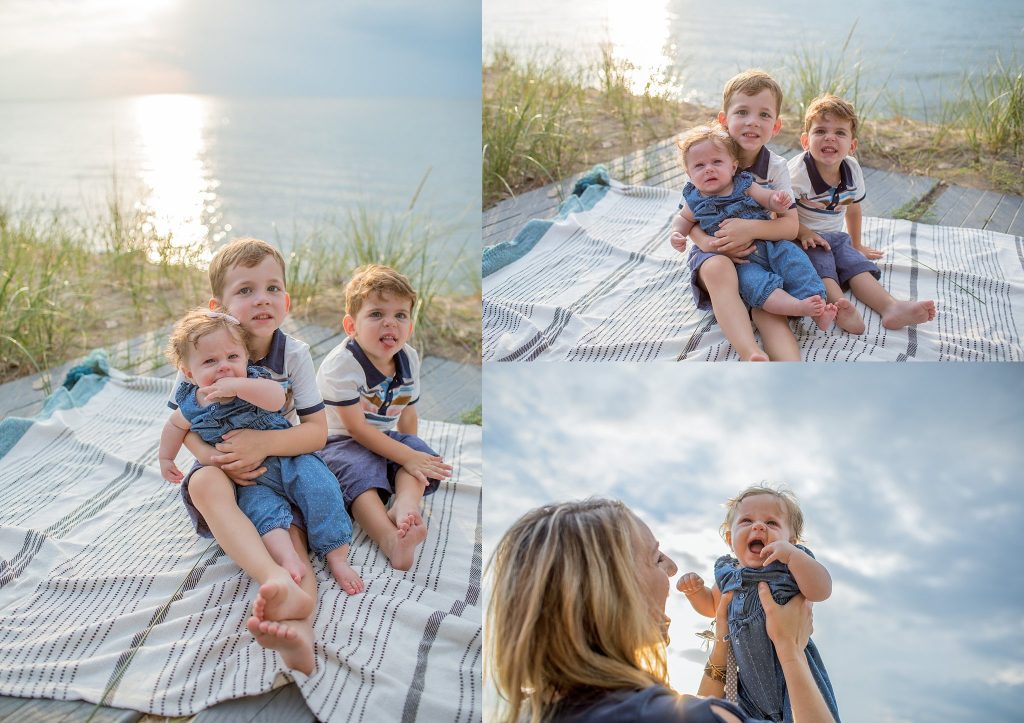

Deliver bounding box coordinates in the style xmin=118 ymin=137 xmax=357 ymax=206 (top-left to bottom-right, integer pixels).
xmin=484 ymin=364 xmax=1024 ymax=722
xmin=0 ymin=0 xmax=480 ymax=99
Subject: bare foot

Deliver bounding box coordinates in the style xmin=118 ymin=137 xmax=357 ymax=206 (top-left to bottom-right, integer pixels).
xmin=385 ymin=512 xmax=428 ymax=571
xmin=881 ymin=299 xmax=936 ymax=330
xmin=253 ymin=572 xmax=315 ymax=622
xmin=834 ymin=298 xmax=865 ymax=334
xmin=262 ymin=528 xmax=306 ymax=584
xmin=387 ymin=496 xmax=423 ymax=529
xmin=325 ymin=546 xmax=364 ymax=595
xmin=742 ymin=351 xmax=770 ymax=362
xmin=246 ymin=616 xmax=314 ymax=675
xmin=812 ymin=302 xmax=838 ymax=331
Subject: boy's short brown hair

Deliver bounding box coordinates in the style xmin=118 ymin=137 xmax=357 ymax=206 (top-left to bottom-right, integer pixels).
xmin=676 ymin=124 xmax=742 ymax=171
xmin=208 ymin=237 xmax=287 ymax=299
xmin=803 ymin=93 xmax=859 ymax=138
xmin=344 ymin=264 xmax=417 ymax=317
xmin=720 ymin=484 xmax=805 ymax=542
xmin=166 ymin=307 xmax=252 ymax=371
xmin=722 ymin=69 xmax=784 ymax=116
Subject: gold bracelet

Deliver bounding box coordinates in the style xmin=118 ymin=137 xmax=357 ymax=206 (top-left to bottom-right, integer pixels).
xmin=704 ymin=661 xmax=727 ymax=683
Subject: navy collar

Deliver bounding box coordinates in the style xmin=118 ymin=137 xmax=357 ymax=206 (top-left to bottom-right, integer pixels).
xmin=802 ymin=152 xmax=854 ymax=196
xmin=254 ymin=328 xmax=287 ymax=373
xmin=744 ymin=146 xmax=771 ymax=181
xmin=345 ymin=337 xmax=412 ymax=388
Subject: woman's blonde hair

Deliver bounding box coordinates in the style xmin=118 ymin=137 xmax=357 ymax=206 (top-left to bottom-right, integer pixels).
xmin=165 ymin=307 xmax=251 ymax=371
xmin=487 ymin=499 xmax=669 ymax=723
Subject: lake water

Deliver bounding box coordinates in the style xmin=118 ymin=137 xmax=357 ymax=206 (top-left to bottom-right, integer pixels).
xmin=484 ymin=0 xmax=1024 ymax=118
xmin=0 ymin=95 xmax=480 ymax=290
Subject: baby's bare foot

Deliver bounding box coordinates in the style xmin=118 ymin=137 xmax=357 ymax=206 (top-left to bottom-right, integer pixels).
xmin=812 ymin=302 xmax=838 ymax=331
xmin=253 ymin=573 xmax=315 ymax=622
xmin=387 ymin=513 xmax=428 ymax=571
xmin=882 ymin=299 xmax=936 ymax=330
xmin=834 ymin=298 xmax=865 ymax=334
xmin=247 ymin=616 xmax=314 ymax=675
xmin=744 ymin=352 xmax=770 ymax=362
xmin=326 ymin=546 xmax=364 ymax=595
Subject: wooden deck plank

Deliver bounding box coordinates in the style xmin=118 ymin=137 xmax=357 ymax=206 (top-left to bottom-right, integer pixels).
xmin=0 ymin=697 xmax=140 ymax=722
xmin=929 ymin=184 xmax=976 ymax=226
xmin=962 ymin=189 xmax=1005 ymax=230
xmin=1008 ymin=203 xmax=1024 ymax=236
xmin=985 ymin=194 xmax=1022 ymax=234
xmin=193 ymin=684 xmax=314 ymax=723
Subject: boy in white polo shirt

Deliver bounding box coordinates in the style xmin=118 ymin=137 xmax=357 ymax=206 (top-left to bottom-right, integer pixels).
xmin=317 ymin=265 xmax=453 ymax=571
xmin=789 ymin=94 xmax=936 ymax=333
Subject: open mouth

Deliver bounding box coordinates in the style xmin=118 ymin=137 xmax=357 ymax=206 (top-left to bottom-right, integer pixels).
xmin=252 ymin=313 xmax=274 ymax=321
xmin=380 ymin=333 xmax=398 ymax=348
xmin=747 ymin=539 xmax=765 ymax=556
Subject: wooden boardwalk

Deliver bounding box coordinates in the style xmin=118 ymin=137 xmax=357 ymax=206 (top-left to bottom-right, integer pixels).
xmin=0 ymin=321 xmax=480 ymax=722
xmin=483 ymin=137 xmax=1024 ymax=247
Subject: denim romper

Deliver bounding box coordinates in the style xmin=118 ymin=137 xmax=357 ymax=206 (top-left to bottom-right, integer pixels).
xmin=715 ymin=546 xmax=840 ymax=723
xmin=683 ymin=172 xmax=826 ymax=309
xmin=177 ymin=365 xmax=352 ymax=557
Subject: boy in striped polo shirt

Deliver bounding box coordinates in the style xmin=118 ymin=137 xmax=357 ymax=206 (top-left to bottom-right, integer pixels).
xmin=789 ymin=94 xmax=936 ymax=333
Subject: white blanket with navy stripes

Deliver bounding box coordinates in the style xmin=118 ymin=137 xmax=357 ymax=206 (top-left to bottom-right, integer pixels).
xmin=482 ymin=181 xmax=1024 ymax=361
xmin=0 ymin=371 xmax=481 ymax=721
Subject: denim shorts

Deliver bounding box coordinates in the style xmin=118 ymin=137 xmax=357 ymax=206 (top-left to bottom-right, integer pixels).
xmin=319 ymin=432 xmax=441 ymax=508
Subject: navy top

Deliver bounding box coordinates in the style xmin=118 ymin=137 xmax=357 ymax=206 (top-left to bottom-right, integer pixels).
xmin=546 ymin=686 xmax=771 ymax=722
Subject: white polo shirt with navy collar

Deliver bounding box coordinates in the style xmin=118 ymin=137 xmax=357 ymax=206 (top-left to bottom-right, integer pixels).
xmin=788 ymin=152 xmax=866 ymax=234
xmin=316 ymin=337 xmax=421 ymax=437
xmin=167 ymin=328 xmax=324 ymax=426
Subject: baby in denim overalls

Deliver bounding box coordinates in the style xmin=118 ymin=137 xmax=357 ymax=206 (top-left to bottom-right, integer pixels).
xmin=678 ymin=485 xmax=840 ymax=722
xmin=670 ymin=125 xmax=839 ymax=332
xmin=158 ymin=307 xmax=364 ymax=595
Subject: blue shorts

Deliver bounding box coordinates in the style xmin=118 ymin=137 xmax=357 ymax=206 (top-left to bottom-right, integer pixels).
xmin=319 ymin=432 xmax=441 ymax=508
xmin=804 ymin=231 xmax=880 ymax=289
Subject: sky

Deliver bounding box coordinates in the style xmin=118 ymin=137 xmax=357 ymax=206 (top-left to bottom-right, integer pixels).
xmin=483 ymin=363 xmax=1024 ymax=722
xmin=0 ymin=0 xmax=481 ymax=100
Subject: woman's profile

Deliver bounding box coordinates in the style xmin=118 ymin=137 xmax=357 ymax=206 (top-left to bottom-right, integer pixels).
xmin=487 ymin=498 xmax=835 ymax=722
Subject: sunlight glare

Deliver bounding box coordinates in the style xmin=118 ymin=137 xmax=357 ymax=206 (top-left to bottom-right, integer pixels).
xmin=132 ymin=95 xmax=218 ymax=265
xmin=606 ymin=0 xmax=674 ymax=95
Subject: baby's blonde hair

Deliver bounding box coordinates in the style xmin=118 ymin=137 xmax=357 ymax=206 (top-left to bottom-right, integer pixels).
xmin=676 ymin=124 xmax=742 ymax=173
xmin=803 ymin=93 xmax=859 ymax=138
xmin=165 ymin=307 xmax=251 ymax=371
xmin=722 ymin=69 xmax=784 ymax=116
xmin=720 ymin=484 xmax=804 ymax=542
xmin=344 ymin=264 xmax=417 ymax=317
xmin=487 ymin=498 xmax=668 ymax=723
xmin=208 ymin=237 xmax=287 ymax=300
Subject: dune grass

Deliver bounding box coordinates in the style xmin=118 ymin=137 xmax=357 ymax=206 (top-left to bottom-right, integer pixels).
xmin=1 ymin=190 xmax=479 ymax=388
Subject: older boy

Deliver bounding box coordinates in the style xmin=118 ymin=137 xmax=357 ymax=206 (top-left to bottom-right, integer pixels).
xmin=685 ymin=70 xmax=828 ymax=361
xmin=167 ymin=237 xmax=326 ymax=673
xmin=317 ymin=265 xmax=453 ymax=571
xmin=789 ymin=94 xmax=936 ymax=332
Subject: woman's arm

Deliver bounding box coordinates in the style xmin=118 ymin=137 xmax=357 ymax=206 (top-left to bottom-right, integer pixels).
xmin=759 ymin=583 xmax=835 ymax=722
xmin=696 ymin=590 xmax=733 ymax=698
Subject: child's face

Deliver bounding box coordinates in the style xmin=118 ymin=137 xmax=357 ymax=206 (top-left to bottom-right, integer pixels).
xmin=342 ymin=292 xmax=414 ymax=366
xmin=801 ymin=112 xmax=858 ymax=167
xmin=214 ymin=256 xmax=291 ymax=341
xmin=182 ymin=327 xmax=249 ymax=388
xmin=685 ymin=140 xmax=739 ymax=196
xmin=725 ymin=494 xmax=796 ymax=569
xmin=718 ymin=89 xmax=783 ymax=158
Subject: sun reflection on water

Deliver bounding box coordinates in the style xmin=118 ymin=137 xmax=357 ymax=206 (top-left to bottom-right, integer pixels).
xmin=606 ymin=0 xmax=674 ymax=95
xmin=132 ymin=94 xmax=220 ymax=265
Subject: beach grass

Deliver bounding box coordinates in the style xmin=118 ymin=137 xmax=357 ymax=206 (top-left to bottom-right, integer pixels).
xmin=1 ymin=193 xmax=480 ymax=387
xmin=483 ymin=47 xmax=1024 ymax=204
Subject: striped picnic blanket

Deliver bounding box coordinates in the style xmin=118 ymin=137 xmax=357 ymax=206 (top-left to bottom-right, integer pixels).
xmin=482 ymin=179 xmax=1024 ymax=361
xmin=0 ymin=367 xmax=481 ymax=721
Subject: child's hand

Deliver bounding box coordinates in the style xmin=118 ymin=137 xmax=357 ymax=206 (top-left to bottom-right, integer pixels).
xmin=212 ymin=428 xmax=268 ymax=475
xmin=797 ymin=229 xmax=830 ymax=251
xmin=769 ymin=190 xmax=792 ymax=213
xmin=160 ymin=458 xmax=183 ymax=484
xmin=714 ymin=217 xmax=758 ymax=247
xmin=670 ymin=231 xmax=688 ymax=252
xmin=677 ymin=572 xmax=706 ymax=597
xmin=854 ymin=242 xmax=884 ymax=260
xmin=199 ymin=377 xmax=240 ymax=402
xmin=402 ymin=451 xmax=453 ymax=486
xmin=761 ymin=540 xmax=798 ymax=566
